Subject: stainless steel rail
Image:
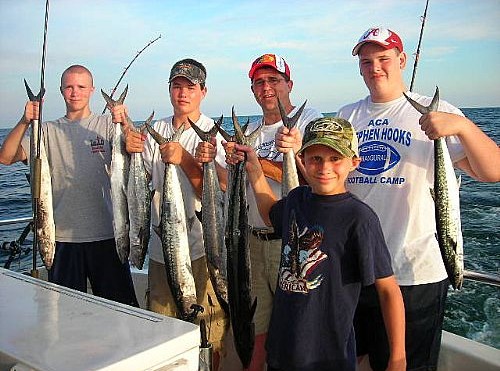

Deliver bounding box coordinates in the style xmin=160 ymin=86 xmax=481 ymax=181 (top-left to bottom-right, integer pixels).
xmin=1 ymin=217 xmax=499 ymax=287
xmin=464 ymin=270 xmax=500 ymax=287
xmin=0 ymin=217 xmax=32 ymax=227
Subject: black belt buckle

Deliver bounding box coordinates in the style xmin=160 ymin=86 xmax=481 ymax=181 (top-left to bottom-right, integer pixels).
xmin=251 ymin=228 xmax=280 ymax=241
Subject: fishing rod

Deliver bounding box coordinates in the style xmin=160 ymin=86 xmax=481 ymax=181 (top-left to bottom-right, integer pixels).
xmin=101 ymin=34 xmax=161 ymax=114
xmin=25 ymin=0 xmax=50 ymax=278
xmin=409 ymin=0 xmax=430 ymax=92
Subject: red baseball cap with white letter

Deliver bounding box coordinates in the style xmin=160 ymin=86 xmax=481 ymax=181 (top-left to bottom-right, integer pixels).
xmin=248 ymin=53 xmax=291 ymax=80
xmin=352 ymin=27 xmax=403 ymax=56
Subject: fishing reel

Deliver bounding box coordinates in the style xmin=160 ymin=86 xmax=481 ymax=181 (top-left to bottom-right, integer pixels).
xmin=1 ymin=221 xmax=33 ymax=269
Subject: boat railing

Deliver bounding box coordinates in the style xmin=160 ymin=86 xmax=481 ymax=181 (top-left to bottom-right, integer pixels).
xmin=1 ymin=216 xmax=500 ymax=287
xmin=463 ymin=270 xmax=500 ymax=287
xmin=0 ymin=216 xmax=32 ymax=226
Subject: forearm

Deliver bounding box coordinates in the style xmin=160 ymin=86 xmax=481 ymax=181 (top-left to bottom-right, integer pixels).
xmin=454 ymin=118 xmax=500 ymax=182
xmin=246 ymin=162 xmax=277 ymax=226
xmin=0 ymin=116 xmax=30 ymax=165
xmin=376 ymin=278 xmax=406 ymax=369
xmin=178 ymin=148 xmax=204 ymax=199
xmin=214 ymin=161 xmax=228 ymax=193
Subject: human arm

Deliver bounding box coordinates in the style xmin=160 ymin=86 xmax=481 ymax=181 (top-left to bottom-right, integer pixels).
xmin=374 ymin=276 xmax=406 ymax=371
xmin=108 ymin=102 xmax=133 ymax=133
xmin=275 ymin=125 xmax=311 ymax=184
xmin=0 ymin=101 xmax=38 ymax=165
xmin=110 ymin=103 xmax=146 ymax=154
xmin=195 ymin=137 xmax=228 ymax=192
xmin=226 ymin=142 xmax=278 ymax=226
xmin=124 ymin=129 xmax=146 ymax=154
xmin=160 ymin=141 xmax=204 ymax=198
xmin=419 ymin=112 xmax=500 ymax=182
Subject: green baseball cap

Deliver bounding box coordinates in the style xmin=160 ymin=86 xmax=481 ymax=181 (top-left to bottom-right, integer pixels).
xmin=298 ymin=117 xmax=359 ymax=158
xmin=169 ymin=59 xmax=206 ymax=85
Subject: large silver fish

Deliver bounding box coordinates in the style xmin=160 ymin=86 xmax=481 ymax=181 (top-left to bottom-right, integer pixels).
xmin=127 ymin=112 xmax=154 ymax=270
xmin=189 ymin=116 xmax=229 ymax=315
xmin=101 ymin=87 xmax=131 ymax=264
xmin=212 ymin=114 xmax=248 ymax=234
xmin=403 ymin=87 xmax=464 ymax=290
xmin=277 ymin=99 xmax=307 ymax=196
xmin=31 ymin=129 xmax=56 ymax=269
xmin=216 ymin=108 xmax=261 ymax=368
xmin=35 ymin=141 xmax=56 ymax=269
xmin=25 ymin=80 xmax=55 ymax=269
xmin=145 ymin=121 xmax=203 ymax=322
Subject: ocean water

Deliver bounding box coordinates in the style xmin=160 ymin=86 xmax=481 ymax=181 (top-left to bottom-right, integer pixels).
xmin=0 ymin=108 xmax=499 ymax=349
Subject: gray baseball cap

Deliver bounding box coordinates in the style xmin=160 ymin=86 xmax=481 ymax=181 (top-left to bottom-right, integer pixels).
xmin=169 ymin=59 xmax=206 ymax=85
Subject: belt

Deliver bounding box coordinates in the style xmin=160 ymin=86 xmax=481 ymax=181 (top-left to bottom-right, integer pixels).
xmin=250 ymin=227 xmax=281 ymax=241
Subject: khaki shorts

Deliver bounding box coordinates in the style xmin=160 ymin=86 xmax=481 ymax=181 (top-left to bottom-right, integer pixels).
xmin=147 ymin=257 xmax=229 ymax=352
xmin=249 ymin=234 xmax=282 ymax=335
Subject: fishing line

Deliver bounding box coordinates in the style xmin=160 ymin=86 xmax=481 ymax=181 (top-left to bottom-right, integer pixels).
xmin=101 ymin=35 xmax=161 ymax=114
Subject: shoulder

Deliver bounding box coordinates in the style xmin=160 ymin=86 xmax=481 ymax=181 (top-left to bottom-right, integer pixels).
xmin=346 ymin=193 xmax=381 ymax=221
xmin=96 ymin=114 xmax=114 ymax=132
xmin=92 ymin=113 xmax=115 ymax=126
xmin=297 ymin=107 xmax=323 ymax=129
xmin=198 ymin=113 xmax=215 ymax=128
xmin=285 ymin=186 xmax=311 ymax=206
xmin=96 ymin=113 xmax=112 ymax=122
xmin=270 ymin=186 xmax=309 ymax=213
xmin=44 ymin=115 xmax=72 ymax=126
xmin=155 ymin=116 xmax=171 ymax=125
xmin=337 ymin=97 xmax=370 ymax=117
xmin=301 ymin=106 xmax=323 ymax=119
xmin=246 ymin=117 xmax=264 ymax=132
xmin=42 ymin=118 xmax=60 ymax=130
xmin=153 ymin=116 xmax=173 ymax=132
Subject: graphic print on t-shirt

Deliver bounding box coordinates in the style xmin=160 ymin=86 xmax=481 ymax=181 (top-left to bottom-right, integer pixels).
xmin=255 ymin=138 xmax=281 ymax=161
xmin=90 ymin=134 xmax=106 ymax=154
xmin=279 ymin=210 xmax=327 ymax=294
xmin=348 ymin=117 xmax=411 ymax=186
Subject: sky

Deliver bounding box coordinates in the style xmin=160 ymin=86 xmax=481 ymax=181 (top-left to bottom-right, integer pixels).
xmin=0 ymin=0 xmax=499 ymax=129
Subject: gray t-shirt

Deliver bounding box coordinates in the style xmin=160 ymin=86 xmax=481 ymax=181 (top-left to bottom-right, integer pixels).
xmin=22 ymin=114 xmax=115 ymax=242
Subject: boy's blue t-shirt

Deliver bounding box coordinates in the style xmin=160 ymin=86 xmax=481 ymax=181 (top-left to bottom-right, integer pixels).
xmin=266 ymin=186 xmax=393 ymax=371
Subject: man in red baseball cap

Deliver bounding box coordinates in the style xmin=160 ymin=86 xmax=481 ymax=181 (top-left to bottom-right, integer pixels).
xmin=231 ymin=53 xmax=322 ymax=370
xmin=334 ymin=26 xmax=500 ymax=371
xmin=248 ymin=53 xmax=291 ymax=80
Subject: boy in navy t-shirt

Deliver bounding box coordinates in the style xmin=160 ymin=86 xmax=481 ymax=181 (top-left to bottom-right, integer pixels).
xmin=226 ymin=117 xmax=406 ymax=371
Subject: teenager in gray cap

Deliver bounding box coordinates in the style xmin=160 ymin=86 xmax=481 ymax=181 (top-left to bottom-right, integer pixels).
xmin=122 ymin=58 xmax=229 ymax=370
